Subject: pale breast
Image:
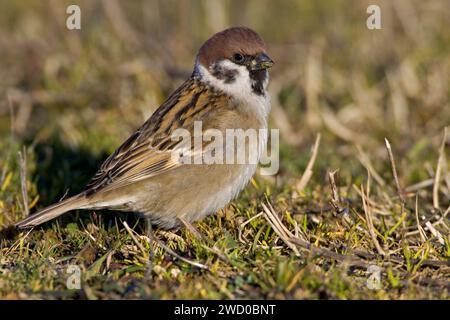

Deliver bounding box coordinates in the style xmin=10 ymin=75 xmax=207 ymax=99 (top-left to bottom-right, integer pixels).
xmin=133 ymin=99 xmax=269 ymax=228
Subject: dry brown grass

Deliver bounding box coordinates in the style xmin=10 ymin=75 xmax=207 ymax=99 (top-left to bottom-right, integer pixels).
xmin=0 ymin=0 xmax=449 ymax=299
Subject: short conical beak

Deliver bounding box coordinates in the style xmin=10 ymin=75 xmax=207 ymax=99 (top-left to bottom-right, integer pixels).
xmin=250 ymin=53 xmax=274 ymax=71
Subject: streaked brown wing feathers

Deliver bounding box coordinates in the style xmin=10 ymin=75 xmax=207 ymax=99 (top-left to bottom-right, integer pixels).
xmin=84 ymin=77 xmax=227 ymax=195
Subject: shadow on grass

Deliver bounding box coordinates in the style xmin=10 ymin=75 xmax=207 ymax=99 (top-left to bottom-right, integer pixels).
xmin=22 ymin=135 xmax=143 ymax=232
xmin=31 ymin=135 xmax=105 ymax=205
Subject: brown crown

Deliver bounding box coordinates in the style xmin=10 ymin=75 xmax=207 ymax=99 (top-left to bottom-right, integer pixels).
xmin=197 ymin=27 xmax=267 ymax=68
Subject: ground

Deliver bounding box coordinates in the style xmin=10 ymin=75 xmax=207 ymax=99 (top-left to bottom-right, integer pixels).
xmin=0 ymin=0 xmax=449 ymax=299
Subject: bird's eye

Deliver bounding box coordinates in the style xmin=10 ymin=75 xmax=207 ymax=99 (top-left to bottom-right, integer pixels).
xmin=233 ymin=53 xmax=245 ymax=63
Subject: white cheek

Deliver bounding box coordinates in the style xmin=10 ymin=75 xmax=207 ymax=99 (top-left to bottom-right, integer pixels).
xmin=197 ymin=61 xmax=251 ymax=95
xmin=196 ymin=61 xmax=271 ymax=120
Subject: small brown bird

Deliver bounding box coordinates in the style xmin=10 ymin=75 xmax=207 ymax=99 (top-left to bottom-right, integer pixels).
xmin=16 ymin=27 xmax=274 ymax=230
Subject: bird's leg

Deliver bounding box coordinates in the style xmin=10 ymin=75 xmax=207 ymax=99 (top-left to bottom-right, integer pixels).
xmin=144 ymin=218 xmax=155 ymax=279
xmin=178 ymin=217 xmax=203 ymax=240
xmin=179 ymin=217 xmax=231 ymax=264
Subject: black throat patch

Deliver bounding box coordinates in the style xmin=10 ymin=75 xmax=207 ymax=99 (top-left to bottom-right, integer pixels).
xmin=249 ymin=69 xmax=268 ymax=96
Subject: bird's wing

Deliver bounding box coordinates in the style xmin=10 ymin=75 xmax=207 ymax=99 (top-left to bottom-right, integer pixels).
xmin=84 ymin=77 xmax=229 ymax=195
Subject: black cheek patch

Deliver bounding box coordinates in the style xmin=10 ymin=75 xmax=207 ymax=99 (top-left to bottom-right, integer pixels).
xmin=249 ymin=69 xmax=268 ymax=96
xmin=211 ymin=64 xmax=238 ymax=83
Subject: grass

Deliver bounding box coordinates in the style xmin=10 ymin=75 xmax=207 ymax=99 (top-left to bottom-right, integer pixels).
xmin=0 ymin=0 xmax=449 ymax=299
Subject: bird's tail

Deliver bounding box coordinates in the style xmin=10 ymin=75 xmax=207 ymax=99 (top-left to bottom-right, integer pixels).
xmin=15 ymin=194 xmax=88 ymax=229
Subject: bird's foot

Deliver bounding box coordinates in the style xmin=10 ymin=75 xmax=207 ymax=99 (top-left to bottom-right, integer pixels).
xmin=178 ymin=217 xmax=204 ymax=240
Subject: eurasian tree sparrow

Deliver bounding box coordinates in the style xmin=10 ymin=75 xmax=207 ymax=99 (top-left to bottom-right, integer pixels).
xmin=16 ymin=27 xmax=274 ymax=229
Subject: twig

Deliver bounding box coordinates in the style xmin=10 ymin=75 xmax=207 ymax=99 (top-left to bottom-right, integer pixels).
xmin=123 ymin=221 xmax=209 ymax=271
xmin=424 ymin=221 xmax=445 ymax=245
xmin=83 ymin=229 xmax=107 ymax=251
xmin=328 ymin=169 xmax=349 ymax=217
xmin=4 ymin=228 xmax=34 ymax=256
xmin=384 ymin=138 xmax=406 ymax=204
xmin=18 ymin=148 xmax=29 ymax=217
xmin=405 ymin=205 xmax=449 ymax=237
xmin=361 ymin=183 xmax=386 ymax=256
xmin=352 ymin=184 xmax=392 ymax=216
xmin=405 ymin=177 xmax=438 ymax=193
xmin=153 ymin=237 xmax=209 ymax=270
xmin=262 ymin=202 xmax=300 ymax=256
xmin=261 ymin=201 xmax=449 ymax=270
xmin=123 ymin=221 xmax=147 ymax=255
xmin=296 ymin=133 xmax=321 ymax=193
xmin=414 ymin=194 xmax=427 ymax=243
xmin=328 ymin=170 xmax=340 ymax=205
xmin=261 ymin=204 xmax=371 ymax=268
xmin=356 ymin=145 xmax=386 ymax=187
xmin=433 ymin=127 xmax=447 ymax=209
xmin=238 ymin=212 xmax=263 ymax=243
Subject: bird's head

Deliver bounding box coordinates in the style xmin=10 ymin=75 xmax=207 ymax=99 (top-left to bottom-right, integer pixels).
xmin=195 ymin=27 xmax=274 ymax=97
